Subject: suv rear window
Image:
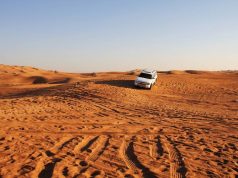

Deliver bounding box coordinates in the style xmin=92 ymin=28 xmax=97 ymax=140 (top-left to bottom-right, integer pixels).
xmin=139 ymin=73 xmax=153 ymax=79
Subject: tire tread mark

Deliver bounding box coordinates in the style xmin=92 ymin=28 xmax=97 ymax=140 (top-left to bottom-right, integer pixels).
xmin=119 ymin=136 xmax=139 ymax=174
xmin=31 ymin=136 xmax=76 ymax=177
xmin=49 ymin=136 xmax=76 ymax=154
xmin=86 ymin=135 xmax=109 ymax=162
xmin=73 ymin=136 xmax=98 ymax=154
xmin=149 ymin=135 xmax=163 ymax=160
xmin=119 ymin=136 xmax=157 ymax=178
xmin=149 ymin=143 xmax=158 ymax=160
xmin=163 ymin=136 xmax=186 ymax=178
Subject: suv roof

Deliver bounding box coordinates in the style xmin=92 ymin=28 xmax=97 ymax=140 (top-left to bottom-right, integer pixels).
xmin=141 ymin=69 xmax=157 ymax=74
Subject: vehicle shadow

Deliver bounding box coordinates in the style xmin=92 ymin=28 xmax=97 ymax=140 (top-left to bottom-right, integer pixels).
xmin=95 ymin=80 xmax=138 ymax=89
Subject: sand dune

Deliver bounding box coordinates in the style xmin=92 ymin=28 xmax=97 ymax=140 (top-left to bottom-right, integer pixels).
xmin=0 ymin=64 xmax=237 ymax=178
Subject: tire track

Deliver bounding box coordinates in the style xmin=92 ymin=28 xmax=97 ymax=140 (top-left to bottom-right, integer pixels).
xmin=163 ymin=136 xmax=187 ymax=178
xmin=119 ymin=136 xmax=156 ymax=178
xmin=47 ymin=136 xmax=76 ymax=156
xmin=53 ymin=157 xmax=79 ymax=178
xmin=31 ymin=136 xmax=77 ymax=178
xmin=73 ymin=136 xmax=98 ymax=154
xmin=149 ymin=135 xmax=163 ymax=160
xmin=86 ymin=135 xmax=109 ymax=162
xmin=119 ymin=136 xmax=139 ymax=174
xmin=38 ymin=158 xmax=62 ymax=178
xmin=71 ymin=135 xmax=105 ymax=177
xmin=31 ymin=151 xmax=61 ymax=178
xmin=52 ymin=137 xmax=83 ymax=178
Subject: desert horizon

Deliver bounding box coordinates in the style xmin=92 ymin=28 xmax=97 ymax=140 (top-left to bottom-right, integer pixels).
xmin=0 ymin=64 xmax=237 ymax=178
xmin=1 ymin=1 xmax=238 ymax=177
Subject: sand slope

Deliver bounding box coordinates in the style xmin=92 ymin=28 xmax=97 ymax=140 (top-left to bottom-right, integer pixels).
xmin=0 ymin=65 xmax=237 ymax=178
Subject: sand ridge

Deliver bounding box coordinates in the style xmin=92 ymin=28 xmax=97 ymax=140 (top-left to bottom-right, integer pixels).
xmin=0 ymin=65 xmax=237 ymax=178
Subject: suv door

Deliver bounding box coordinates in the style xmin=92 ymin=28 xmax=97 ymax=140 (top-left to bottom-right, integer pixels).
xmin=152 ymin=73 xmax=156 ymax=85
xmin=154 ymin=72 xmax=158 ymax=83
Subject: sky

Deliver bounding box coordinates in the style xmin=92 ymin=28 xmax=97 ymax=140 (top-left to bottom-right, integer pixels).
xmin=0 ymin=0 xmax=238 ymax=72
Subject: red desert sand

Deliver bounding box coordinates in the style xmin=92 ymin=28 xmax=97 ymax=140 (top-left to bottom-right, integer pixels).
xmin=0 ymin=64 xmax=237 ymax=178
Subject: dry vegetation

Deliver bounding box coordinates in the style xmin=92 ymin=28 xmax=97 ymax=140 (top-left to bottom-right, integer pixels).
xmin=0 ymin=64 xmax=237 ymax=178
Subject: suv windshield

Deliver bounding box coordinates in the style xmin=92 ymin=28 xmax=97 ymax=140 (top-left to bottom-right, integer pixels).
xmin=139 ymin=73 xmax=153 ymax=79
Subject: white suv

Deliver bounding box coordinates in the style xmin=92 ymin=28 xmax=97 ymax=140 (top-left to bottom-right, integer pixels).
xmin=134 ymin=69 xmax=157 ymax=89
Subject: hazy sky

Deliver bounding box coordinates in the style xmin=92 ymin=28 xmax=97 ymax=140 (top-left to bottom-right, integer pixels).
xmin=0 ymin=1 xmax=238 ymax=72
